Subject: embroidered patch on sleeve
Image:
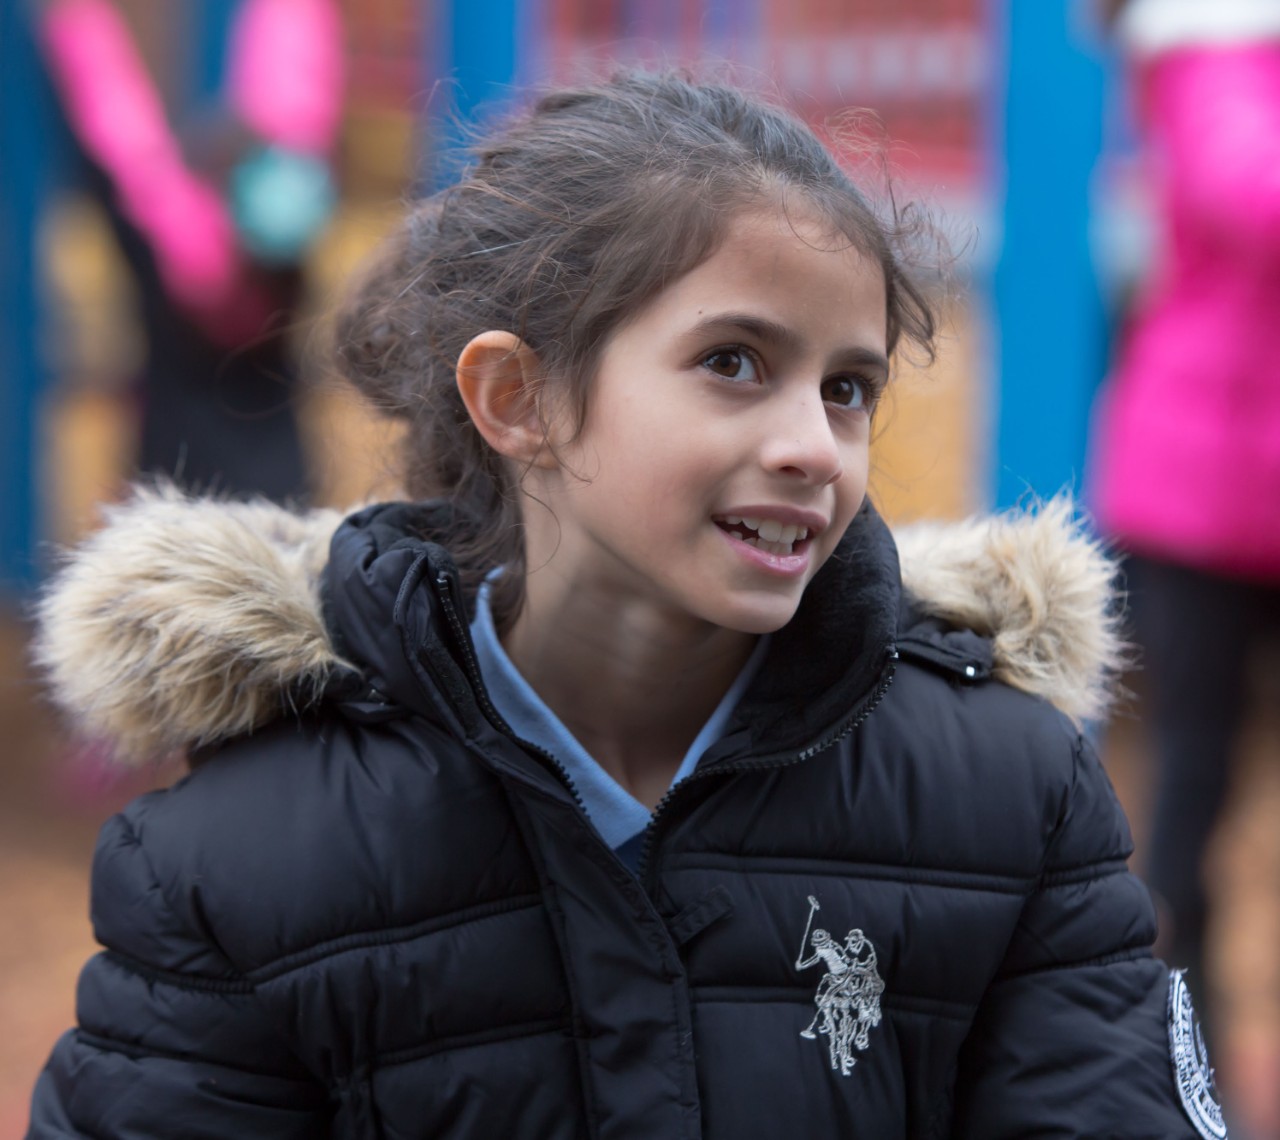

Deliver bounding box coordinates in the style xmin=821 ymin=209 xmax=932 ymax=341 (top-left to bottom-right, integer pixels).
xmin=1168 ymin=969 xmax=1227 ymax=1139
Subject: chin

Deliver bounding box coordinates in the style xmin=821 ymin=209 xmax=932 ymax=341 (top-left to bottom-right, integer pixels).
xmin=709 ymin=596 xmax=803 ymax=635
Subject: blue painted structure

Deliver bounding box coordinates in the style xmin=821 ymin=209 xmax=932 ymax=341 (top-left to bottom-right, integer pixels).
xmin=0 ymin=1 xmax=240 ymax=598
xmin=423 ymin=0 xmax=522 ymax=188
xmin=450 ymin=0 xmax=520 ymax=117
xmin=0 ymin=5 xmax=63 ymax=595
xmin=189 ymin=0 xmax=242 ymax=106
xmin=990 ymin=1 xmax=1108 ymax=507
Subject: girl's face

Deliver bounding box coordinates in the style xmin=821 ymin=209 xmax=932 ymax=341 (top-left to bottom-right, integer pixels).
xmin=526 ymin=206 xmax=889 ymax=635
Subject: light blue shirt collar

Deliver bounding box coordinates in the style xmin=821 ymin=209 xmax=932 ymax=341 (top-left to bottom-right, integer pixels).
xmin=469 ymin=575 xmax=768 ymax=853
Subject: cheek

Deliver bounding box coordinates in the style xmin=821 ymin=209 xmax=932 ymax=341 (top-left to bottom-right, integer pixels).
xmin=831 ymin=442 xmax=872 ymax=523
xmin=847 ymin=446 xmax=872 ymax=492
xmin=615 ymin=419 xmax=722 ymax=498
xmin=839 ymin=427 xmax=872 ymax=481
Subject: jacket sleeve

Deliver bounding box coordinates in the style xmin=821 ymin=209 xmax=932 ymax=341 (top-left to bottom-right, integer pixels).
xmin=26 ymin=803 xmax=330 ymax=1139
xmin=950 ymin=734 xmax=1214 ymax=1139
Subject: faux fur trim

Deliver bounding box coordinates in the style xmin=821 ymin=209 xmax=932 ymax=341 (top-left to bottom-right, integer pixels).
xmin=895 ymin=495 xmax=1127 ymax=726
xmin=34 ymin=485 xmax=349 ymax=764
xmin=34 ymin=488 xmax=1124 ymax=764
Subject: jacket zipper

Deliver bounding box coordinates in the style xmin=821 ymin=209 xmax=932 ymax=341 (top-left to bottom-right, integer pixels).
xmin=637 ymin=648 xmax=899 ymax=888
xmin=432 ymin=570 xmax=591 ymax=818
xmin=434 ymin=563 xmax=898 ymax=882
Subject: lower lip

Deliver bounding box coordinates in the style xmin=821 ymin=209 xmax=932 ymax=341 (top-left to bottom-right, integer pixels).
xmin=717 ymin=526 xmax=813 ymax=578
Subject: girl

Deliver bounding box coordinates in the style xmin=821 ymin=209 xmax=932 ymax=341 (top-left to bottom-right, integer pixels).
xmin=29 ymin=71 xmax=1220 ymax=1138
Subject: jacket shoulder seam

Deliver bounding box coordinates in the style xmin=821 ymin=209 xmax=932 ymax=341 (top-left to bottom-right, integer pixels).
xmin=247 ymin=892 xmax=544 ymax=983
xmin=1039 ymin=856 xmax=1131 ymax=887
xmin=369 ymin=1017 xmax=570 ymax=1073
xmin=73 ymin=1027 xmax=315 ymax=1085
xmin=665 ymin=852 xmax=1036 ymax=895
xmin=101 ymin=949 xmax=255 ymax=994
xmin=107 ymin=807 xmax=244 ymax=976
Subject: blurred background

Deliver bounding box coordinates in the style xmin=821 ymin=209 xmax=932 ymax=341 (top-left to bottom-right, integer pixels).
xmin=2 ymin=0 xmax=1278 ymax=1136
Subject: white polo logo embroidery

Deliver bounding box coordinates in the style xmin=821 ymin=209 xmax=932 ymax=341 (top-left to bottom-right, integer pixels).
xmin=796 ymin=894 xmax=883 ymax=1075
xmin=1168 ymin=970 xmax=1227 ymax=1139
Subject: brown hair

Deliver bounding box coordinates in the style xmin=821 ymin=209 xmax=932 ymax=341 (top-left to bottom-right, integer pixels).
xmin=335 ymin=69 xmax=939 ymax=628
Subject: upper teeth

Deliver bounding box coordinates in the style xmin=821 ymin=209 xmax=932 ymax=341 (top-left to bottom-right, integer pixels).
xmin=723 ymin=516 xmax=809 ymax=544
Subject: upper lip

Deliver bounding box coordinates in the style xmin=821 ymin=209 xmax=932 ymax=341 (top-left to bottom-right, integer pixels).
xmin=712 ymin=506 xmax=830 ymax=535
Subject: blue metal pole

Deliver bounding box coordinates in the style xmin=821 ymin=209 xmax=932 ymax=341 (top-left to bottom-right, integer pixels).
xmin=425 ymin=0 xmax=519 ymax=189
xmin=188 ymin=0 xmax=241 ymax=107
xmin=449 ymin=0 xmax=520 ymax=123
xmin=0 ymin=4 xmax=61 ymax=595
xmin=989 ymin=0 xmax=1107 ymax=507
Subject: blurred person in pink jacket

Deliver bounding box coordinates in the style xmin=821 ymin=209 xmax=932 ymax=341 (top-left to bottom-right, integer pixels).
xmin=1090 ymin=0 xmax=1280 ymax=1042
xmin=34 ymin=0 xmax=344 ymax=801
xmin=37 ymin=0 xmax=344 ymax=500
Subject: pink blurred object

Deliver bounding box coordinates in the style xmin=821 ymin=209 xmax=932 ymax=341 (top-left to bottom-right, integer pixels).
xmin=40 ymin=0 xmax=245 ymax=320
xmin=226 ymin=0 xmax=345 ymax=154
xmin=53 ymin=736 xmax=181 ymax=812
xmin=37 ymin=0 xmax=343 ymax=345
xmin=1091 ymin=42 xmax=1280 ymax=580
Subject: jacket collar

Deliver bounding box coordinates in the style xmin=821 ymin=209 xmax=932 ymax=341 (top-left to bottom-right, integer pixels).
xmin=731 ymin=499 xmax=900 ymax=760
xmin=318 ymin=497 xmax=903 ymax=766
xmin=34 ymin=485 xmax=1125 ymax=764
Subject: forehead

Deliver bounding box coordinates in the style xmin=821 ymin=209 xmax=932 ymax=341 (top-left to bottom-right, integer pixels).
xmin=630 ymin=207 xmax=888 ymax=350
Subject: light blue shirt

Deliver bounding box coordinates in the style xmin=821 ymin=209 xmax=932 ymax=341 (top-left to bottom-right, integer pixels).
xmin=469 ymin=576 xmax=768 ymax=866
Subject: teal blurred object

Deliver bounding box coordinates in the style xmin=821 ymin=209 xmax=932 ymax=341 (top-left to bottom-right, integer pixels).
xmin=229 ymin=145 xmax=335 ymax=265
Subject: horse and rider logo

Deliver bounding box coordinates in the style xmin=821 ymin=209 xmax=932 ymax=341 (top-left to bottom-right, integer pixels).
xmin=795 ymin=894 xmax=884 ymax=1076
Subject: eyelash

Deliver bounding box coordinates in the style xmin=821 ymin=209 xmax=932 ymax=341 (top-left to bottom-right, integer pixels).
xmin=699 ymin=346 xmax=880 ymax=412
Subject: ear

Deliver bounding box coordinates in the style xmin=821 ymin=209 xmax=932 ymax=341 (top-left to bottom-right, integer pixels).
xmin=456 ymin=331 xmax=557 ymax=469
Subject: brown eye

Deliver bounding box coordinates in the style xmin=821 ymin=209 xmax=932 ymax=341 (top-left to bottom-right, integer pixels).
xmin=702 ymin=349 xmax=759 ymax=382
xmin=822 ymin=375 xmax=868 ymax=409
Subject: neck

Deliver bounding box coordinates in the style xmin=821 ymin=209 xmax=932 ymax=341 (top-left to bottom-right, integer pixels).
xmin=501 ymin=574 xmax=757 ymax=809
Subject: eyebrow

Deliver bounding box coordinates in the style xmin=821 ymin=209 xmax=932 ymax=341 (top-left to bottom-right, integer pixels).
xmin=685 ymin=311 xmax=890 ymax=376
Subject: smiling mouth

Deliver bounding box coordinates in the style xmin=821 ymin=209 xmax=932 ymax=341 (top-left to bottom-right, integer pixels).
xmin=714 ymin=515 xmax=813 ymax=557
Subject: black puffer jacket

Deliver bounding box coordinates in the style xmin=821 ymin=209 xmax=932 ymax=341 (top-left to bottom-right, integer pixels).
xmin=28 ymin=490 xmax=1218 ymax=1138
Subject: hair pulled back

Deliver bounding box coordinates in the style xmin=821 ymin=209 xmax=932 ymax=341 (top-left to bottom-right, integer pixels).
xmin=335 ymin=69 xmax=938 ymax=628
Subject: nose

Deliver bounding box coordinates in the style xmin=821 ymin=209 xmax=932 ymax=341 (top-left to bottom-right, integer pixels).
xmin=761 ymin=391 xmax=845 ymax=486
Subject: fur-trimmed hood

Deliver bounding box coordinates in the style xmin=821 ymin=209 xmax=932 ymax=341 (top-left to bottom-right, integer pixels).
xmin=34 ymin=487 xmax=1125 ymax=764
